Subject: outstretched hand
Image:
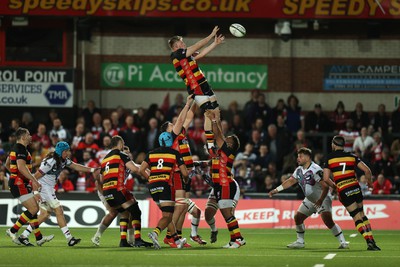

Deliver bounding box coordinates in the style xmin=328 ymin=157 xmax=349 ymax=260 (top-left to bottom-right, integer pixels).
xmin=214 ymin=34 xmax=225 ymax=45
xmin=211 ymin=26 xmax=220 ymax=37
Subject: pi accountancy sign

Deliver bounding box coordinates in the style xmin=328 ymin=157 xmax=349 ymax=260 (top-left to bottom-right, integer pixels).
xmin=101 ymin=63 xmax=267 ymax=90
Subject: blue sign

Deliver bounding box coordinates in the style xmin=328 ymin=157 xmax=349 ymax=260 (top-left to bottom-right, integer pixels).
xmin=45 ymin=85 xmax=71 ymax=105
xmin=324 ymin=65 xmax=400 ymax=91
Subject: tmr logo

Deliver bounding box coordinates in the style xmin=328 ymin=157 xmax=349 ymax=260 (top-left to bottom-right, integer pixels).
xmin=236 ymin=208 xmax=280 ymax=224
xmin=45 ymin=85 xmax=71 ymax=105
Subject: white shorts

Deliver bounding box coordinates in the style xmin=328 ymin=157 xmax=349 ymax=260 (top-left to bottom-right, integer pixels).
xmin=298 ymin=196 xmax=332 ymax=217
xmin=194 ymin=95 xmax=216 ymax=107
xmin=39 ymin=186 xmax=60 ymax=211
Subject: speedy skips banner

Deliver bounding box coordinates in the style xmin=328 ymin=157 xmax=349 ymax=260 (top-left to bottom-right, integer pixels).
xmin=101 ymin=63 xmax=268 ymax=90
xmin=1 ymin=0 xmax=399 ymax=19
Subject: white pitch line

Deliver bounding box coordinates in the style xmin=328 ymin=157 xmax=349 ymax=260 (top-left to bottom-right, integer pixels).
xmin=350 ymin=234 xmax=358 ymax=237
xmin=324 ymin=254 xmax=337 ymax=260
xmin=313 ymin=265 xmax=325 ymax=267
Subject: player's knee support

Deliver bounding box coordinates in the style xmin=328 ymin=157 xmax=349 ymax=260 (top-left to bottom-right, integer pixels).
xmin=349 ymin=209 xmax=359 ymax=218
xmin=175 ymin=198 xmax=186 ymax=206
xmin=187 ymin=199 xmax=196 ymax=214
xmin=210 ymin=101 xmax=219 ymax=109
xmin=127 ymin=202 xmax=142 ymax=220
xmin=161 ymin=206 xmax=174 ymax=213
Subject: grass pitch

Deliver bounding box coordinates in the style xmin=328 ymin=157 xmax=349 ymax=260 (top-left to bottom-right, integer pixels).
xmin=0 ymin=227 xmax=399 ymax=267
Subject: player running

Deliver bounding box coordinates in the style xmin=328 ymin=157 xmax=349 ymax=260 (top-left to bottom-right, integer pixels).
xmin=19 ymin=141 xmax=95 ymax=246
xmin=323 ymin=135 xmax=381 ymax=251
xmin=269 ymin=147 xmax=349 ymax=249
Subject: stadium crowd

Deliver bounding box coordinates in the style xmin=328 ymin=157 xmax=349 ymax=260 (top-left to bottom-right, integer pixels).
xmin=1 ymin=90 xmax=400 ymax=197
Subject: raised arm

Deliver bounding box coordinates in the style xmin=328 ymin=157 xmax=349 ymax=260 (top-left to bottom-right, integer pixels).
xmin=204 ymin=110 xmax=224 ymax=148
xmin=183 ymin=103 xmax=197 ymax=130
xmin=172 ymin=94 xmax=195 ymax=135
xmin=194 ymin=34 xmax=225 ymax=61
xmin=186 ymin=26 xmax=219 ymax=57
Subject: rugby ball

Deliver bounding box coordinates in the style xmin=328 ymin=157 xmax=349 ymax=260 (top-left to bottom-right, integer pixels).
xmin=229 ymin=23 xmax=246 ymax=37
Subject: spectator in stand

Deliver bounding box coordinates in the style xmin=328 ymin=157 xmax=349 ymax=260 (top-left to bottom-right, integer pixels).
xmin=5 ymin=118 xmax=21 ymax=138
xmin=251 ymin=118 xmax=268 ymax=143
xmin=372 ymin=104 xmax=390 ymax=140
xmin=21 ymin=112 xmax=35 ymax=134
xmin=286 ymin=94 xmax=303 ymax=134
xmin=71 ymin=123 xmax=86 ymax=152
xmin=145 ymin=118 xmax=159 ymax=151
xmin=45 ymin=109 xmax=59 ymax=131
xmin=331 ymin=101 xmax=349 ymax=132
xmin=391 ymin=105 xmax=400 ymax=134
xmin=0 ymin=168 xmax=9 ymax=190
xmin=293 ymin=129 xmax=312 ymax=151
xmin=305 ymin=103 xmax=331 ymax=133
xmin=252 ymin=93 xmax=272 ymax=128
xmin=55 ymin=169 xmax=75 ymax=193
xmin=32 ymin=123 xmax=51 ymax=149
xmin=230 ymin=114 xmax=246 ymax=153
xmin=265 ymin=124 xmax=287 ymax=168
xmin=249 ymin=129 xmax=264 ymax=156
xmin=391 ymin=175 xmax=400 ymax=194
xmin=76 ymin=151 xmax=98 ymax=192
xmin=253 ymin=144 xmax=271 ymax=173
xmin=271 ymin=99 xmax=287 ymax=125
xmin=370 ymin=132 xmax=386 ymax=164
xmin=222 ymin=100 xmax=240 ymax=127
xmin=390 ymin=137 xmax=400 ymax=175
xmin=372 ymin=174 xmax=392 ymax=195
xmin=81 ymin=100 xmax=101 ymax=128
xmin=234 ymin=143 xmax=257 ymax=166
xmin=119 ymin=114 xmax=142 ymax=157
xmin=373 ymin=149 xmax=397 ymax=179
xmin=263 ymin=174 xmax=276 ymax=193
xmin=187 ymin=117 xmax=205 ymax=156
xmin=95 ymin=135 xmax=112 ymax=163
xmin=154 ymin=109 xmax=166 ymax=128
xmin=91 ymin=113 xmax=103 ymax=145
xmin=0 ymin=122 xmax=7 ymax=143
xmin=339 ymin=119 xmax=359 ymax=152
xmin=75 ymin=132 xmax=100 ymax=163
xmin=359 ymin=175 xmax=372 ymax=197
xmin=133 ymin=107 xmax=147 ymax=130
xmin=242 ymin=89 xmax=259 ymax=129
xmin=276 ymin=114 xmax=292 ymax=147
xmin=110 ymin=111 xmax=122 ymax=132
xmin=2 ymin=133 xmax=17 ymax=155
xmin=266 ymin=161 xmax=281 ymax=186
xmin=166 ymin=93 xmax=184 ymax=122
xmin=99 ymin=118 xmax=118 ymax=143
xmin=49 ymin=118 xmax=70 ymax=142
xmin=350 ymin=102 xmax=370 ymax=132
xmin=116 ymin=105 xmax=126 ymax=127
xmin=353 ymin=127 xmax=375 ymax=158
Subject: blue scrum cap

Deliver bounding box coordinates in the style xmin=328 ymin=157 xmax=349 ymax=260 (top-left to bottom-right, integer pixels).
xmin=159 ymin=132 xmax=173 ymax=147
xmin=55 ymin=141 xmax=70 ymax=156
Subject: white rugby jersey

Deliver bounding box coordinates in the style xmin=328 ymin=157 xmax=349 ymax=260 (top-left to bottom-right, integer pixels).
xmin=291 ymin=161 xmax=324 ymax=203
xmin=38 ymin=157 xmax=72 ymax=188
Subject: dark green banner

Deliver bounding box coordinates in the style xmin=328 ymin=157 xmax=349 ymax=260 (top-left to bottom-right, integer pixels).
xmin=101 ymin=63 xmax=267 ymax=90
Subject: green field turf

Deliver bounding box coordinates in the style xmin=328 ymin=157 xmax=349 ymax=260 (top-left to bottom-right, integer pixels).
xmin=0 ymin=227 xmax=399 ymax=267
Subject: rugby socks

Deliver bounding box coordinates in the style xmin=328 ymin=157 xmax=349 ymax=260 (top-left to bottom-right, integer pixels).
xmin=296 ymin=224 xmax=305 ymax=243
xmin=177 ymin=230 xmax=182 ymax=239
xmin=120 ymin=218 xmax=128 ymax=241
xmin=330 ymin=224 xmax=346 ymax=244
xmin=205 ymin=131 xmax=215 ymax=149
xmin=355 ymin=220 xmax=373 ymax=242
xmin=206 ymin=217 xmax=217 ymax=232
xmin=191 ymin=216 xmax=200 ymax=237
xmin=22 ymin=225 xmax=32 ymax=237
xmin=61 ymin=226 xmax=72 ymax=240
xmin=131 ymin=219 xmax=141 ymax=241
xmin=153 ymin=227 xmax=162 ymax=236
xmin=226 ymin=216 xmax=242 ymax=241
xmin=11 ymin=210 xmax=31 ymax=234
xmin=362 ymin=216 xmax=373 ymax=233
xmin=29 ymin=215 xmax=43 ymax=241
